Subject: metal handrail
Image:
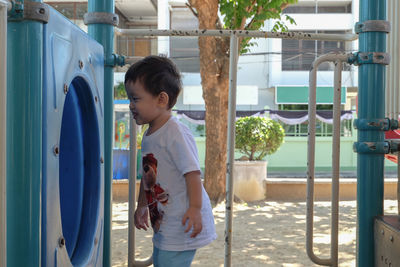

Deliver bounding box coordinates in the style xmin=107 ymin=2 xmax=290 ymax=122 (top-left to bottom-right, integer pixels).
xmin=115 ymin=28 xmax=358 ymax=42
xmin=128 ymin=114 xmax=153 ymax=267
xmin=307 ymin=53 xmax=352 ymax=266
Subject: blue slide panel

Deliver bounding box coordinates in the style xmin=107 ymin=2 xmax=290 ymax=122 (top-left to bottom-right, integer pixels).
xmin=42 ymin=7 xmax=104 ymax=267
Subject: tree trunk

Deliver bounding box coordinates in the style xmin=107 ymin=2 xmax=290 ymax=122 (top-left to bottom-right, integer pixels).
xmin=189 ymin=0 xmax=230 ymax=204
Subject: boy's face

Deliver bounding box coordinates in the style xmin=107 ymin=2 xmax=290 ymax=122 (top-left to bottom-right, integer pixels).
xmin=125 ymin=80 xmax=162 ymax=125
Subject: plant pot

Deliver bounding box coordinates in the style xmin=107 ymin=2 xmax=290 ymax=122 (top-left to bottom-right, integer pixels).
xmin=233 ymin=160 xmax=267 ymax=202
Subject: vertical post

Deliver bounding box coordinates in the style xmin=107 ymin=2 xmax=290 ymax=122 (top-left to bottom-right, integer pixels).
xmin=87 ymin=0 xmax=115 ymax=265
xmin=7 ymin=0 xmax=43 ymax=266
xmin=0 ymin=1 xmax=8 ymax=266
xmin=398 ymin=151 xmax=400 ymax=215
xmin=224 ymin=33 xmax=238 ymax=267
xmin=128 ymin=115 xmax=137 ymax=266
xmin=331 ymin=60 xmax=343 ymax=267
xmin=357 ymin=0 xmax=387 ymax=266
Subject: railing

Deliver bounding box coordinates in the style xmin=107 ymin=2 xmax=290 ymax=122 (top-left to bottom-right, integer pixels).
xmin=118 ymin=28 xmax=358 ymax=267
xmin=307 ymin=53 xmax=352 ymax=266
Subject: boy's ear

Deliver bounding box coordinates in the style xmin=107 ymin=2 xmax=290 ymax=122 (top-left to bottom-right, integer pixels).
xmin=158 ymin=92 xmax=169 ymax=107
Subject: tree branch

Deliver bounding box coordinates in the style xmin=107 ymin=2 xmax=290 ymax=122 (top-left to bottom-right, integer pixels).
xmin=245 ymin=2 xmax=290 ymax=30
xmin=185 ymin=2 xmax=198 ymax=18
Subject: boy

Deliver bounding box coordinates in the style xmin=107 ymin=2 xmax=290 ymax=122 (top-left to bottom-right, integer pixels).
xmin=125 ymin=56 xmax=216 ymax=267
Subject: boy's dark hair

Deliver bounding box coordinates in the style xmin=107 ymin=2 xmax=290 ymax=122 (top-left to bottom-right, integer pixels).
xmin=124 ymin=55 xmax=182 ymax=109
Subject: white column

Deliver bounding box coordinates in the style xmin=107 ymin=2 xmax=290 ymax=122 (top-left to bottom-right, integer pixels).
xmin=157 ymin=0 xmax=170 ymax=56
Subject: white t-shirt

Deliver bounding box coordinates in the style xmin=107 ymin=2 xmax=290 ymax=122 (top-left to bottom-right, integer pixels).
xmin=140 ymin=116 xmax=217 ymax=251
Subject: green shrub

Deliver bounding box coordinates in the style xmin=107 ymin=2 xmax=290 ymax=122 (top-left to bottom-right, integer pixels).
xmin=235 ymin=116 xmax=285 ymax=161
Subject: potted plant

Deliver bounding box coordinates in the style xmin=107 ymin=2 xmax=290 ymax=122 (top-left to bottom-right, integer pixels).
xmin=233 ymin=116 xmax=285 ymax=201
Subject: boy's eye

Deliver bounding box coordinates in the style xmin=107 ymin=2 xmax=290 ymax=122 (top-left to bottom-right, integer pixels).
xmin=128 ymin=96 xmax=139 ymax=102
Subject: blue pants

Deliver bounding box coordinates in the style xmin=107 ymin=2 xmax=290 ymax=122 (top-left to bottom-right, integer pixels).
xmin=153 ymin=246 xmax=196 ymax=267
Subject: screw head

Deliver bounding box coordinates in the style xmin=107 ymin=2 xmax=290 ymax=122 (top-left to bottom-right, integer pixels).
xmin=39 ymin=8 xmax=45 ymax=14
xmin=390 ymin=235 xmax=394 ymax=242
xmin=53 ymin=146 xmax=59 ymax=156
xmin=58 ymin=237 xmax=65 ymax=247
xmin=79 ymin=60 xmax=84 ymax=69
xmin=63 ymin=84 xmax=69 ymax=94
xmin=95 ymin=96 xmax=98 ymax=103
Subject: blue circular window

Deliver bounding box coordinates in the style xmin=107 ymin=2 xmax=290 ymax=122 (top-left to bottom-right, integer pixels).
xmin=59 ymin=77 xmax=101 ymax=264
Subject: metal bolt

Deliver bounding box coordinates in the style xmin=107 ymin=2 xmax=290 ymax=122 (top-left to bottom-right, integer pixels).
xmin=390 ymin=235 xmax=394 ymax=242
xmin=95 ymin=96 xmax=98 ymax=103
xmin=79 ymin=60 xmax=84 ymax=69
xmin=63 ymin=84 xmax=69 ymax=95
xmin=100 ymin=157 xmax=104 ymax=164
xmin=58 ymin=237 xmax=65 ymax=248
xmin=38 ymin=8 xmax=45 ymax=14
xmin=53 ymin=146 xmax=59 ymax=156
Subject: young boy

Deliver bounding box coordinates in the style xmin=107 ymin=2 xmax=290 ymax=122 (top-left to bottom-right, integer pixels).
xmin=125 ymin=56 xmax=216 ymax=267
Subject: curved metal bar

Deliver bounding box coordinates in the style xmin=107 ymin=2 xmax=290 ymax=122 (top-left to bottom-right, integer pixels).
xmin=128 ymin=114 xmax=153 ymax=267
xmin=115 ymin=28 xmax=358 ymax=42
xmin=307 ymin=53 xmax=351 ymax=266
xmin=133 ymin=257 xmax=154 ymax=267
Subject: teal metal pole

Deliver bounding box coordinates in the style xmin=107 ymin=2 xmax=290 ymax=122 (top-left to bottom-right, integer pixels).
xmin=7 ymin=1 xmax=43 ymax=266
xmin=87 ymin=0 xmax=114 ymax=266
xmin=357 ymin=1 xmax=387 ymax=266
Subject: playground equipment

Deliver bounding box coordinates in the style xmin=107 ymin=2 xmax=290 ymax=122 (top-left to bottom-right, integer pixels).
xmin=5 ymin=0 xmax=109 ymax=265
xmin=42 ymin=8 xmax=105 ymax=266
xmin=0 ymin=1 xmax=9 ymax=266
xmin=307 ymin=53 xmax=352 ymax=266
xmin=307 ymin=1 xmax=400 ymax=267
xmin=2 ymin=0 xmax=399 ymax=266
xmin=118 ymin=29 xmax=357 ymax=267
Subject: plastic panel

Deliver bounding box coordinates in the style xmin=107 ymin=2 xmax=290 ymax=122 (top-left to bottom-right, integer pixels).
xmin=42 ymin=6 xmax=104 ymax=267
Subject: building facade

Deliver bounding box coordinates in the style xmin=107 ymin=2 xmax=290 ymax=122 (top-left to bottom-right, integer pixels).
xmin=47 ymin=0 xmax=396 ymax=174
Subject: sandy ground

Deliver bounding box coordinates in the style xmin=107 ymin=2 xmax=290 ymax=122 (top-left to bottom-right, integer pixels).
xmin=111 ymin=200 xmax=398 ymax=267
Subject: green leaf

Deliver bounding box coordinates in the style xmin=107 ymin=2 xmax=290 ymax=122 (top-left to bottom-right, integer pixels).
xmin=235 ymin=117 xmax=285 ymax=161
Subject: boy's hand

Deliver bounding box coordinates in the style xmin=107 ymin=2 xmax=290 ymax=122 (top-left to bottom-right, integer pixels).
xmin=182 ymin=207 xmax=203 ymax=238
xmin=134 ymin=206 xmax=149 ymax=230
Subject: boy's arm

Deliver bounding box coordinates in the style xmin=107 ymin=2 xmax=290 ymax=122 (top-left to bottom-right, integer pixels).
xmin=134 ymin=179 xmax=149 ymax=230
xmin=136 ymin=179 xmax=147 ymax=207
xmin=182 ymin=170 xmax=203 ymax=238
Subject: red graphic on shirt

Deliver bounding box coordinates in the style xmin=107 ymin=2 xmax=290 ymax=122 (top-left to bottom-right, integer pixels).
xmin=143 ymin=153 xmax=169 ymax=232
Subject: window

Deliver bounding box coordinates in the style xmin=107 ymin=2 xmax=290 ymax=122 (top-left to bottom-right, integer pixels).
xmin=282 ymin=30 xmax=351 ymax=71
xmin=283 ymin=4 xmax=352 ymax=14
xmin=169 ymin=7 xmax=200 ymax=73
xmin=116 ymin=36 xmax=154 ymax=57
